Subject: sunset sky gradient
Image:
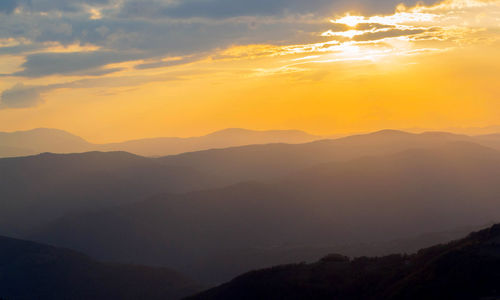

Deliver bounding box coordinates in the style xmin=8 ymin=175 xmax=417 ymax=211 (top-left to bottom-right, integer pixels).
xmin=1 ymin=0 xmax=499 ymax=142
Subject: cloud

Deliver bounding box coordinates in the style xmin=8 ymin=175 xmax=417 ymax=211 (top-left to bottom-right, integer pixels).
xmin=11 ymin=51 xmax=136 ymax=77
xmin=118 ymin=0 xmax=438 ymax=19
xmin=4 ymin=0 xmax=436 ymax=17
xmin=1 ymin=0 xmax=495 ymax=110
xmin=352 ymin=28 xmax=427 ymax=41
xmin=0 ymin=72 xmax=182 ymax=109
xmin=17 ymin=0 xmax=112 ymax=13
xmin=1 ymin=16 xmax=334 ymax=77
xmin=0 ymin=0 xmax=438 ymax=78
xmin=0 ymin=0 xmax=19 ymax=14
xmin=0 ymin=83 xmax=44 ymax=108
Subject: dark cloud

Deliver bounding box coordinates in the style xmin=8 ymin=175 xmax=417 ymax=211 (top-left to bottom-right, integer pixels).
xmin=0 ymin=0 xmax=112 ymax=15
xmin=120 ymin=0 xmax=331 ymax=19
xmin=12 ymin=51 xmax=137 ymax=77
xmin=5 ymin=0 xmax=439 ymax=17
xmin=0 ymin=0 xmax=439 ymax=80
xmin=19 ymin=0 xmax=112 ymax=13
xmin=2 ymin=17 xmax=332 ymax=77
xmin=0 ymin=83 xmax=44 ymax=108
xmin=119 ymin=0 xmax=438 ymax=19
xmin=0 ymin=0 xmax=19 ymax=14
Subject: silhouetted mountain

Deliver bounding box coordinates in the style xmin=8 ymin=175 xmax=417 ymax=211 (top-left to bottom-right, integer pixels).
xmin=0 ymin=151 xmax=213 ymax=237
xmin=0 ymin=128 xmax=320 ymax=158
xmin=100 ymin=128 xmax=320 ymax=156
xmin=0 ymin=235 xmax=201 ymax=300
xmin=188 ymin=224 xmax=500 ymax=300
xmin=34 ymin=142 xmax=500 ymax=284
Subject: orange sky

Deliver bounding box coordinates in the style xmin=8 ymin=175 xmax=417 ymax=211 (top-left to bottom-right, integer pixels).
xmin=1 ymin=0 xmax=499 ymax=143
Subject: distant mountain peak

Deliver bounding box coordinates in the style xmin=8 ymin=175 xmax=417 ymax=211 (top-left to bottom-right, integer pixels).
xmin=1 ymin=127 xmax=84 ymax=138
xmin=368 ymin=129 xmax=413 ymax=136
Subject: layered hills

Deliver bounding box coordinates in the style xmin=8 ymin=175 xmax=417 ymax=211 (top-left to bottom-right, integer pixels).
xmin=0 ymin=128 xmax=320 ymax=158
xmin=32 ymin=140 xmax=500 ymax=284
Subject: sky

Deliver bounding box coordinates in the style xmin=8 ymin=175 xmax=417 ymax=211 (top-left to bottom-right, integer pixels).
xmin=0 ymin=0 xmax=499 ymax=142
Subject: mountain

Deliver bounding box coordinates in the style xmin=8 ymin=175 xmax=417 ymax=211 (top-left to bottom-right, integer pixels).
xmin=188 ymin=224 xmax=500 ymax=300
xmin=475 ymin=133 xmax=500 ymax=150
xmin=0 ymin=235 xmax=201 ymax=300
xmin=99 ymin=128 xmax=320 ymax=156
xmin=34 ymin=142 xmax=500 ymax=284
xmin=0 ymin=151 xmax=213 ymax=237
xmin=0 ymin=128 xmax=92 ymax=157
xmin=3 ymin=127 xmax=500 ymax=160
xmin=2 ymin=130 xmax=478 ymax=238
xmin=0 ymin=128 xmax=320 ymax=158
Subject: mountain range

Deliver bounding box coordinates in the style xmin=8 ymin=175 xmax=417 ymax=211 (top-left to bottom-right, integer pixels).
xmin=0 ymin=128 xmax=320 ymax=158
xmin=3 ymin=127 xmax=500 ymax=160
xmin=31 ymin=140 xmax=500 ymax=284
xmin=1 ymin=129 xmax=483 ymax=237
xmin=2 ymin=129 xmax=500 ymax=287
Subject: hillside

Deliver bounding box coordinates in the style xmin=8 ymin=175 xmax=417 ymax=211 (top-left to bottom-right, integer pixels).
xmin=188 ymin=224 xmax=500 ymax=300
xmin=34 ymin=142 xmax=500 ymax=284
xmin=0 ymin=235 xmax=201 ymax=300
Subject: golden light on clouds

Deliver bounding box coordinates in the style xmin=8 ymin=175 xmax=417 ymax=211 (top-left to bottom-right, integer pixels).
xmin=0 ymin=0 xmax=499 ymax=141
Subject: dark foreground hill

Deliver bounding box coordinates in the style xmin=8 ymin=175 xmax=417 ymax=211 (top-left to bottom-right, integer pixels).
xmin=189 ymin=224 xmax=500 ymax=300
xmin=34 ymin=142 xmax=500 ymax=284
xmin=0 ymin=236 xmax=202 ymax=300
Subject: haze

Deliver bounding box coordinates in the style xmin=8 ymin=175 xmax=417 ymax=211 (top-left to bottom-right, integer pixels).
xmin=1 ymin=0 xmax=500 ymax=299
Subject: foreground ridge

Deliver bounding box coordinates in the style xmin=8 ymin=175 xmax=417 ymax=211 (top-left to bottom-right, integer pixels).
xmin=189 ymin=224 xmax=500 ymax=300
xmin=0 ymin=235 xmax=202 ymax=300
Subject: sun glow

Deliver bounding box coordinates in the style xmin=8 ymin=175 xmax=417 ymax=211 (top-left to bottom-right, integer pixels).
xmin=257 ymin=0 xmax=500 ymax=70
